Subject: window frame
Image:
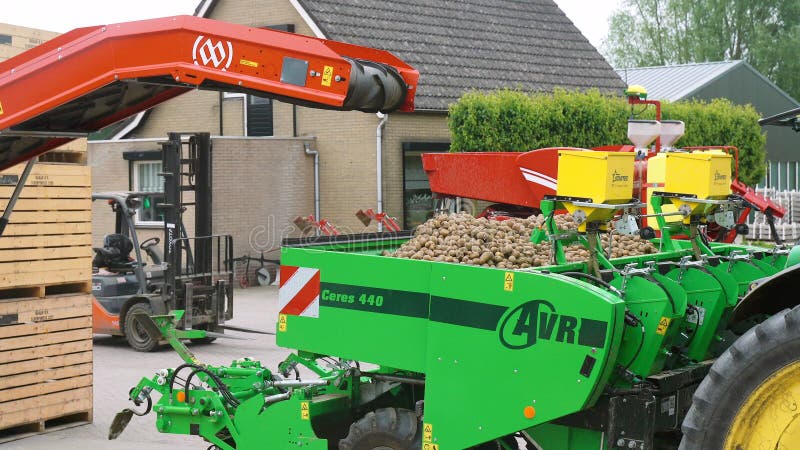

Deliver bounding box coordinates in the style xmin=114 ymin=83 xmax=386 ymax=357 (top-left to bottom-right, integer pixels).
xmin=131 ymin=160 xmax=165 ymax=227
xmin=401 ymin=142 xmax=451 ymax=229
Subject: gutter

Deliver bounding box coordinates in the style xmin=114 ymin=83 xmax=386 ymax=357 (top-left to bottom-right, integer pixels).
xmin=304 ymin=142 xmax=320 ymax=236
xmin=376 ymin=112 xmax=388 ymax=232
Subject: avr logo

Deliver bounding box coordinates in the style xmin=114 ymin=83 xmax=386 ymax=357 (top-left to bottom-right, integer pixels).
xmin=192 ymin=35 xmax=233 ymax=70
xmin=498 ymin=300 xmax=608 ymax=350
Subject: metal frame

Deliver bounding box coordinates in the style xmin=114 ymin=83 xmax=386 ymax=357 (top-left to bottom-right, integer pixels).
xmin=91 ymin=191 xmax=153 ymax=293
xmin=0 ymin=15 xmax=419 ymax=170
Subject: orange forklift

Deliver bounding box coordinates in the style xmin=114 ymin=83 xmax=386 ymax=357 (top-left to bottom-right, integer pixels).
xmin=91 ymin=133 xmax=244 ymax=351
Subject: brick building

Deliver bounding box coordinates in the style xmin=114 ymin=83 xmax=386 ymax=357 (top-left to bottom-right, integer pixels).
xmin=89 ymin=0 xmax=624 ymax=260
xmin=0 ymin=22 xmax=58 ymax=62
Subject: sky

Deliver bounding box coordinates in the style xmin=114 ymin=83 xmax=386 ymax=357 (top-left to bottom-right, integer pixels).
xmin=2 ymin=0 xmax=621 ymax=50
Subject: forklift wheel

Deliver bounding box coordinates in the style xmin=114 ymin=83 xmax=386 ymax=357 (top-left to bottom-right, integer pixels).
xmin=123 ymin=303 xmax=159 ymax=352
xmin=339 ymin=408 xmax=421 ymax=450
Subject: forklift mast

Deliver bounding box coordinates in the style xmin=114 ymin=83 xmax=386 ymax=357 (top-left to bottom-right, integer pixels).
xmin=160 ymin=132 xmax=233 ymax=329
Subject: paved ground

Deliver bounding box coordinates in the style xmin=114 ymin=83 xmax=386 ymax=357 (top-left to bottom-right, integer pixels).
xmin=4 ymin=285 xmax=287 ymax=450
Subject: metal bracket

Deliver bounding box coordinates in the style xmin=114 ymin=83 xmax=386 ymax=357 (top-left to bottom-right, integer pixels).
xmin=620 ymin=262 xmax=656 ymax=294
xmin=726 ymin=250 xmax=752 ymax=272
xmin=677 ymin=256 xmax=705 ymax=282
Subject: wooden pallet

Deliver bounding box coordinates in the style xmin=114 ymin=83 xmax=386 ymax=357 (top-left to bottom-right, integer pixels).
xmin=0 ymin=163 xmax=92 ymax=289
xmin=36 ymin=139 xmax=88 ymax=166
xmin=0 ymin=410 xmax=91 ymax=443
xmin=0 ymin=290 xmax=93 ymax=439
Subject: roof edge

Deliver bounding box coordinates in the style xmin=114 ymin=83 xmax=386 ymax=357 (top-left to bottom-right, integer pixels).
xmin=677 ymin=60 xmax=744 ymax=100
xmin=617 ymin=60 xmax=743 ymax=73
xmin=737 ymin=60 xmax=800 ymax=108
xmin=110 ymin=111 xmax=147 ymax=140
xmin=194 ymin=0 xmax=218 ymax=18
xmin=289 ymin=0 xmax=327 ymax=39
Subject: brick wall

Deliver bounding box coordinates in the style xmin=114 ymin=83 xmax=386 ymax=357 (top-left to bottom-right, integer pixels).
xmin=0 ymin=23 xmax=58 ymax=62
xmin=211 ymin=137 xmax=315 ymax=258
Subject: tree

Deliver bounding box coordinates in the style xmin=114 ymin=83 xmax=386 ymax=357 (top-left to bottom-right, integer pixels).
xmin=604 ymin=0 xmax=800 ymax=100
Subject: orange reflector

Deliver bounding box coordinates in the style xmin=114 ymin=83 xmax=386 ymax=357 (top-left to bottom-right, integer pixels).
xmin=523 ymin=405 xmax=536 ymax=419
xmin=176 ymin=391 xmax=186 ymax=403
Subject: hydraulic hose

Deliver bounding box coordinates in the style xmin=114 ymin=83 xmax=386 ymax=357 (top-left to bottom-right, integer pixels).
xmin=562 ymin=272 xmax=622 ymax=296
xmin=184 ymin=368 xmax=240 ymax=407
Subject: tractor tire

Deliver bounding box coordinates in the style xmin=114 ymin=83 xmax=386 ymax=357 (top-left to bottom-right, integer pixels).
xmin=339 ymin=408 xmax=421 ymax=450
xmin=123 ymin=302 xmax=159 ymax=352
xmin=680 ymin=304 xmax=800 ymax=449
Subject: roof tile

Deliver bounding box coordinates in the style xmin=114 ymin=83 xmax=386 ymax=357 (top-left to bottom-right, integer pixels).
xmin=298 ymin=0 xmax=625 ymax=110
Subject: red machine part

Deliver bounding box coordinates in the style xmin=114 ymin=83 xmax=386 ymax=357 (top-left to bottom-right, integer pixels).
xmin=0 ymin=15 xmax=418 ymax=170
xmin=730 ymin=179 xmax=785 ymax=219
xmin=425 ymin=144 xmax=780 ymax=242
xmin=294 ymin=215 xmax=340 ymax=236
xmin=422 ymin=148 xmax=563 ymax=208
xmin=356 ymin=209 xmax=401 ymax=232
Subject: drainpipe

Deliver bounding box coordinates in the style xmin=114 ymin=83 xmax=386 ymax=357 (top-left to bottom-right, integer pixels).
xmin=304 ymin=142 xmax=320 ymax=235
xmin=376 ymin=112 xmax=388 ymax=232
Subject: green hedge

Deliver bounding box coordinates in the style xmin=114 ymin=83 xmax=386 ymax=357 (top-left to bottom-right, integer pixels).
xmin=448 ymin=89 xmax=766 ymax=185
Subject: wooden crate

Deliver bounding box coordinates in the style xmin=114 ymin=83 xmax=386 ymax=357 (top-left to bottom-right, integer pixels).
xmin=0 ymin=163 xmax=92 ymax=289
xmin=0 ymin=288 xmax=93 ymax=440
xmin=37 ymin=139 xmax=88 ymax=165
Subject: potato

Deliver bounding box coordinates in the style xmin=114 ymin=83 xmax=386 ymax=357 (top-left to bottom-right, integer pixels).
xmin=388 ymin=212 xmax=657 ymax=268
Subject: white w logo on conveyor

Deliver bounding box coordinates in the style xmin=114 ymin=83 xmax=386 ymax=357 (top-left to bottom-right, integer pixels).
xmin=192 ymin=35 xmax=233 ymax=70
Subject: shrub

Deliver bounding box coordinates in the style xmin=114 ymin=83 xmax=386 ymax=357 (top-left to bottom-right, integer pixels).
xmin=448 ymin=89 xmax=766 ymax=185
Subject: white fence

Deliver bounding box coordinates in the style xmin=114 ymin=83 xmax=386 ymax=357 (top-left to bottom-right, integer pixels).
xmin=746 ymin=188 xmax=800 ymax=241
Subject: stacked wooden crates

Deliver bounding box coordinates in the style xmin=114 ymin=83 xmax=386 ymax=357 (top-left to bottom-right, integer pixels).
xmin=0 ymin=140 xmax=93 ymax=441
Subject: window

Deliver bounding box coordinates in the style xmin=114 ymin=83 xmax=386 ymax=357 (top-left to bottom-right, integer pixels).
xmin=0 ymin=35 xmax=11 ymax=45
xmin=402 ymin=142 xmax=451 ymax=229
xmin=246 ymin=95 xmax=273 ymax=136
xmin=133 ymin=161 xmax=165 ymax=226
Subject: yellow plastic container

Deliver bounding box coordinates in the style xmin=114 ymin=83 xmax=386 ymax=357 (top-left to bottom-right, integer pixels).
xmin=646 ymin=153 xmax=679 ymax=229
xmin=557 ymin=151 xmax=635 ymax=203
xmin=662 ymin=151 xmax=732 ymax=199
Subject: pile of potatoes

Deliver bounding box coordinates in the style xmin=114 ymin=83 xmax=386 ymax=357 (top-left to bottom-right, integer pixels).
xmin=385 ymin=212 xmax=657 ymax=269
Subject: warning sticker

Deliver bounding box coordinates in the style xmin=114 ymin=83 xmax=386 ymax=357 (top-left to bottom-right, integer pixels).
xmin=300 ymin=401 xmax=309 ymax=420
xmin=423 ymin=444 xmax=439 ymax=450
xmin=278 ymin=314 xmax=287 ymax=332
xmin=239 ymin=58 xmax=258 ymax=68
xmin=0 ymin=100 xmax=4 ymax=115
xmin=423 ymin=423 xmax=433 ymax=443
xmin=279 ymin=266 xmax=321 ymax=318
xmin=503 ymin=272 xmax=514 ymax=292
xmin=656 ymin=317 xmax=671 ymax=335
xmin=321 ymin=65 xmax=334 ymax=87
